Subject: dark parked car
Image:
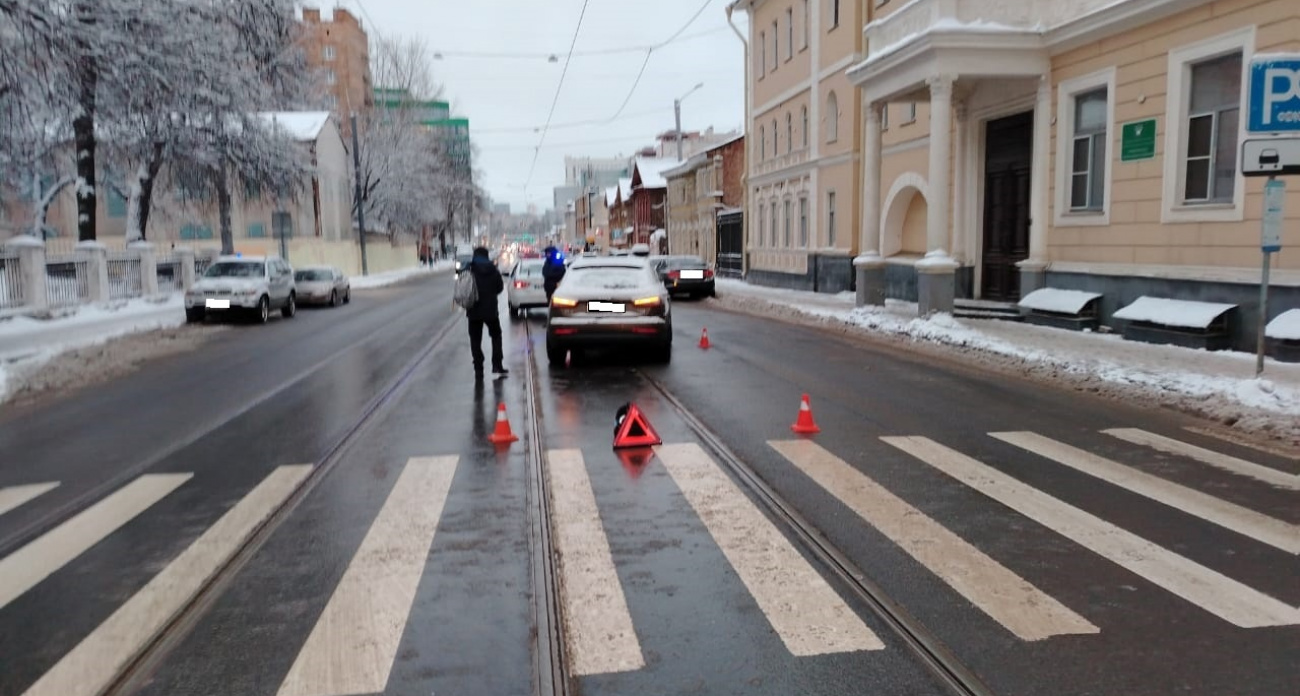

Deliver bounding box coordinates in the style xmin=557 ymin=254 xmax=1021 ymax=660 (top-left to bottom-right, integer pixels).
xmin=651 ymin=255 xmax=715 ymax=299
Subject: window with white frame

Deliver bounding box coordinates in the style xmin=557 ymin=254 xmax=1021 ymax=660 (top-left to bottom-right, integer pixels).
xmin=772 ymin=21 xmax=778 ymax=70
xmin=830 ymin=0 xmax=840 ymax=29
xmin=825 ymin=91 xmax=838 ymax=142
xmin=783 ymin=199 xmax=792 ymax=247
xmin=881 ymin=102 xmax=889 ymax=130
xmin=801 ymin=0 xmax=809 ymax=50
xmin=322 ymin=45 xmax=336 ymax=61
xmin=325 ymin=69 xmax=336 ymax=85
xmin=1162 ymin=28 xmax=1252 ymax=223
xmin=770 ymin=201 xmax=778 ymax=246
xmin=903 ymin=102 xmax=917 ymax=123
xmin=826 ymin=191 xmax=837 ymax=247
xmin=759 ymin=200 xmax=767 ymax=246
xmin=786 ymin=112 xmax=793 ymax=153
xmin=798 ymin=196 xmax=808 ymax=247
xmin=1184 ymin=52 xmax=1242 ymax=203
xmin=324 ymin=94 xmax=337 ymax=109
xmin=772 ymin=118 xmax=778 ymax=154
xmin=801 ymin=106 xmax=808 ymax=148
xmin=759 ymin=125 xmax=766 ymax=159
xmin=1070 ymin=88 xmax=1108 ymax=211
xmin=759 ymin=31 xmax=766 ymax=78
xmin=786 ymin=8 xmax=793 ymax=61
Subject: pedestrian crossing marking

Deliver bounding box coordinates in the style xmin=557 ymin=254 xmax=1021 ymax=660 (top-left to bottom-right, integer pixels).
xmin=546 ymin=448 xmax=645 ymax=676
xmin=22 ymin=464 xmax=311 ymax=696
xmin=0 ymin=482 xmax=59 ymax=518
xmin=1104 ymin=428 xmax=1300 ymax=491
xmin=0 ymin=473 xmax=191 ymax=612
xmin=655 ymin=442 xmax=885 ymax=655
xmin=991 ymin=432 xmax=1300 ymax=555
xmin=883 ymin=436 xmax=1300 ymax=628
xmin=277 ymin=457 xmax=457 ymax=696
xmin=769 ymin=439 xmax=1099 ymax=641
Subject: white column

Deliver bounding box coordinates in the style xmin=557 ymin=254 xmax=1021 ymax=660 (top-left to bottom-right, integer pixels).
xmin=951 ymin=101 xmax=968 ymax=264
xmin=128 ymin=240 xmax=159 ymax=295
xmin=76 ymin=240 xmax=110 ymax=303
xmin=1024 ymin=75 xmax=1052 ymax=267
xmin=860 ymin=100 xmax=883 ymax=256
xmin=175 ymin=246 xmax=197 ymax=291
xmin=925 ymin=75 xmax=954 ymax=259
xmin=4 ymin=235 xmax=48 ymax=311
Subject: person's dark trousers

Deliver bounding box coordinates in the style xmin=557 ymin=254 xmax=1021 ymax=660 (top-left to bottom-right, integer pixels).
xmin=468 ymin=316 xmax=505 ymax=374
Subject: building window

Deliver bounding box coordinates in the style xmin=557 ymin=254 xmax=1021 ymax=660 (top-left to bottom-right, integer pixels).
xmin=759 ymin=201 xmax=767 ymax=247
xmin=881 ymin=103 xmax=889 ymax=130
xmin=801 ymin=0 xmax=809 ymax=50
xmin=180 ymin=224 xmax=213 ymax=240
xmin=1070 ymin=88 xmax=1108 ymax=211
xmin=106 ymin=186 xmax=127 ymax=218
xmin=825 ymin=91 xmax=839 ymax=143
xmin=770 ymin=202 xmax=778 ymax=246
xmin=903 ymin=102 xmax=917 ymax=124
xmin=786 ymin=8 xmax=793 ymax=61
xmin=801 ymin=106 xmax=808 ymax=148
xmin=772 ymin=21 xmax=778 ymax=70
xmin=798 ymin=196 xmax=808 ymax=247
xmin=247 ymin=222 xmax=267 ymax=238
xmin=830 ymin=0 xmax=840 ymax=29
xmin=1184 ymin=52 xmax=1242 ymax=203
xmin=322 ymin=45 xmax=336 ymax=61
xmin=786 ymin=112 xmax=793 ymax=154
xmin=759 ymin=31 xmax=766 ymax=77
xmin=759 ymin=125 xmax=766 ymax=159
xmin=783 ymin=199 xmax=792 ymax=247
xmin=324 ymin=94 xmax=337 ymax=110
xmin=826 ymin=191 xmax=836 ymax=247
xmin=772 ymin=118 xmax=778 ymax=154
xmin=325 ymin=69 xmax=336 ymax=85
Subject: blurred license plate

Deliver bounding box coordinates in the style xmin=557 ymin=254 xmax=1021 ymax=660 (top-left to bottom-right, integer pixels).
xmin=680 ymin=269 xmax=704 ymax=279
xmin=588 ymin=301 xmax=625 ymax=313
xmin=206 ymin=299 xmax=230 ymax=309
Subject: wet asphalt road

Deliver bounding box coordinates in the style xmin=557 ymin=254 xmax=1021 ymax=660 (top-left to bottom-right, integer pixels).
xmin=0 ymin=271 xmax=1296 ymax=696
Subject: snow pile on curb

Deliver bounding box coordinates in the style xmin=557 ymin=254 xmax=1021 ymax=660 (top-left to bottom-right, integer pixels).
xmin=712 ymin=279 xmax=1300 ymax=441
xmin=351 ymin=262 xmax=453 ymax=290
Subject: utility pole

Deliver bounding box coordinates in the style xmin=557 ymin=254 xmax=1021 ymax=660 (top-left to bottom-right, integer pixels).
xmin=349 ymin=112 xmax=369 ymax=276
xmin=674 ymin=99 xmax=683 ymax=161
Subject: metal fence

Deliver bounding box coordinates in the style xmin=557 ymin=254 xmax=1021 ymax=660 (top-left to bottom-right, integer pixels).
xmin=107 ymin=252 xmax=143 ymax=300
xmin=0 ymin=253 xmax=23 ymax=310
xmin=194 ymin=255 xmax=215 ymax=278
xmin=156 ymin=255 xmax=181 ymax=293
xmin=45 ymin=254 xmax=90 ymax=307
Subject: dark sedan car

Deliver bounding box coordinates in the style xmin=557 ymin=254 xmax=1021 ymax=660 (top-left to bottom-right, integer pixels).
xmin=651 ymin=255 xmax=715 ymax=299
xmin=546 ymin=257 xmax=672 ymax=365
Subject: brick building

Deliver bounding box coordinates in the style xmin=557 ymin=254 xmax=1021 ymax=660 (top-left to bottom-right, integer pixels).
xmin=300 ymin=7 xmax=373 ymax=126
xmin=627 ymin=158 xmax=680 ymax=247
xmin=663 ymin=134 xmax=746 ymax=264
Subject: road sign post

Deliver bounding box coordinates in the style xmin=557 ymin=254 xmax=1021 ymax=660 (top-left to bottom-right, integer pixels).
xmin=1244 ymin=54 xmax=1300 ymax=375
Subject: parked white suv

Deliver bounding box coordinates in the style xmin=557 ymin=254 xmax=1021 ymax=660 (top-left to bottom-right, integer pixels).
xmin=185 ymin=255 xmax=297 ymax=324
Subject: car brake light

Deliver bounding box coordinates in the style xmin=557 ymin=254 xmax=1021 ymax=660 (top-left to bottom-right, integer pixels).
xmin=704 ymin=269 xmax=714 ymax=278
xmin=552 ymin=297 xmax=578 ymax=307
xmin=667 ymin=270 xmax=680 ymax=279
xmin=513 ymin=280 xmax=527 ymax=288
xmin=632 ymin=296 xmax=661 ymax=307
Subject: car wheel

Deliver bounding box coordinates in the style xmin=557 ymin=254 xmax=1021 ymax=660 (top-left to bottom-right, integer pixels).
xmin=344 ymin=289 xmax=351 ymax=304
xmin=185 ymin=308 xmax=204 ymax=324
xmin=546 ymin=339 xmax=566 ymax=367
xmin=330 ymin=290 xmax=339 ymax=307
xmin=255 ymin=296 xmax=270 ymax=324
xmin=509 ymin=305 xmax=522 ymax=322
xmin=282 ymin=292 xmax=296 ymax=318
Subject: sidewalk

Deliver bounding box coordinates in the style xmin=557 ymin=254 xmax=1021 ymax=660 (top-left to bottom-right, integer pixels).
xmin=711 ymin=279 xmax=1300 ymax=444
xmin=350 ymin=260 xmax=454 ymax=290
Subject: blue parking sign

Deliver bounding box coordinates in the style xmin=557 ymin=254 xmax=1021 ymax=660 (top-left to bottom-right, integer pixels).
xmin=1249 ymin=55 xmax=1300 ymax=133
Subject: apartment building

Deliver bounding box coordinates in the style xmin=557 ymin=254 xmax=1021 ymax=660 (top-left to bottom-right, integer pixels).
xmin=663 ymin=134 xmax=747 ymax=265
xmin=844 ymin=0 xmax=1298 ymax=350
xmin=733 ymin=0 xmax=865 ymax=293
xmin=300 ymin=8 xmax=374 ymax=121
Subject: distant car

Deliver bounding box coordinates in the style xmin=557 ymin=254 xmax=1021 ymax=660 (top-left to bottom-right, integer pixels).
xmin=453 ymin=252 xmax=475 ymax=278
xmin=651 ymin=255 xmax=716 ymax=299
xmin=608 ymin=249 xmax=630 ymax=257
xmin=630 ymin=243 xmax=651 ymax=257
xmin=184 ymin=255 xmax=296 ymax=324
xmin=293 ymin=266 xmax=350 ymax=307
xmin=506 ymin=258 xmax=548 ymax=319
xmin=546 ymin=256 xmax=672 ymax=365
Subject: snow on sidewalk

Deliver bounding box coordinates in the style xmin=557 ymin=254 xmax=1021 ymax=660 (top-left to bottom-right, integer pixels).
xmin=713 ymin=279 xmax=1300 ymax=436
xmin=350 ymin=261 xmax=453 ymax=290
xmin=0 ymin=294 xmax=187 ymax=402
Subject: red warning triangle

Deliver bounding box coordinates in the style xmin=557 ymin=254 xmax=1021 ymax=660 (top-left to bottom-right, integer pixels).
xmin=613 ymin=403 xmax=662 ymax=449
xmin=615 ymin=447 xmax=655 ymax=478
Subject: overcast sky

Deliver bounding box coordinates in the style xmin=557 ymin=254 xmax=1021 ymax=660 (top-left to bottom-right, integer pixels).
xmin=332 ymin=0 xmax=747 ymax=214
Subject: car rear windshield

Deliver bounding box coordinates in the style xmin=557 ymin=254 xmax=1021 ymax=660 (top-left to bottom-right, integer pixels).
xmin=295 ymin=270 xmax=329 ymax=281
xmin=568 ymin=266 xmax=647 ymax=290
xmin=662 ymin=256 xmax=707 ymax=270
xmin=517 ymin=262 xmax=544 ymax=277
xmin=205 ymin=261 xmax=264 ymax=278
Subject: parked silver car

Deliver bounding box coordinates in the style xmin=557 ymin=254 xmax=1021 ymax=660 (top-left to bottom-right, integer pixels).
xmin=545 ymin=256 xmax=672 ymax=365
xmin=184 ymin=255 xmax=296 ymax=324
xmin=294 ymin=266 xmax=350 ymax=307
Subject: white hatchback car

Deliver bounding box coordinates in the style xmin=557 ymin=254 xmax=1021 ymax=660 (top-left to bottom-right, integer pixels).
xmin=506 ymin=258 xmax=548 ymax=319
xmin=185 ymin=255 xmax=297 ymax=324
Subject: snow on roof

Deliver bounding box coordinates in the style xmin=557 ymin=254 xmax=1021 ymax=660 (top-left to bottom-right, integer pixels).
xmin=605 ymin=185 xmax=619 ymax=207
xmin=1112 ymin=296 xmax=1237 ymax=329
xmin=618 ymin=177 xmax=633 ymax=200
xmin=257 ymin=112 xmax=331 ymax=141
xmin=1265 ymin=309 xmax=1300 ymax=341
xmin=633 ymin=157 xmax=683 ymax=189
xmin=1018 ymin=288 xmax=1102 ymax=315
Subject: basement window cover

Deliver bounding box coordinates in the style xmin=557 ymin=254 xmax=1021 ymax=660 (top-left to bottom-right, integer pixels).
xmin=1018 ymin=288 xmax=1103 ymax=315
xmin=1112 ymin=296 xmax=1237 ymax=329
xmin=1265 ymin=309 xmax=1300 ymax=341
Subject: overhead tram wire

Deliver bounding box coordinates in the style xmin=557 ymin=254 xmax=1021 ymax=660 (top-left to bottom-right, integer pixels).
xmin=607 ymin=0 xmax=715 ymax=121
xmin=522 ymin=0 xmax=593 ymax=192
xmin=475 ymin=107 xmax=666 ymax=135
xmin=430 ymin=25 xmax=729 ymax=60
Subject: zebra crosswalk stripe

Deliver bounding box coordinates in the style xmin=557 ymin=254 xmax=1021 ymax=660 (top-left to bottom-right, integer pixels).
xmin=1103 ymin=428 xmax=1300 ymax=491
xmin=770 ymin=439 xmax=1099 ymax=641
xmin=991 ymin=432 xmax=1300 ymax=555
xmin=22 ymin=465 xmax=311 ymax=696
xmin=0 ymin=482 xmax=59 ymax=518
xmin=883 ymin=436 xmax=1300 ymax=629
xmin=276 ymin=457 xmax=458 ymax=696
xmin=656 ymin=442 xmax=885 ymax=655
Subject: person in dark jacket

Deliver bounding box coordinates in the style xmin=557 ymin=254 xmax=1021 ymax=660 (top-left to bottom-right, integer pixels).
xmin=541 ymin=245 xmax=567 ymax=300
xmin=467 ymin=247 xmax=507 ymax=378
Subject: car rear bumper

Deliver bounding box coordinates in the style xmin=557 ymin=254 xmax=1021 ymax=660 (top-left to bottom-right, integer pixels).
xmin=666 ymin=278 xmax=715 ymax=294
xmin=509 ymin=289 xmax=549 ymax=308
xmin=547 ymin=316 xmax=670 ymax=344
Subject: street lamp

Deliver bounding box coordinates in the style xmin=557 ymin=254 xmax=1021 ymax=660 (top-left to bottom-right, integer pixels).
xmin=674 ymin=82 xmax=704 ymax=161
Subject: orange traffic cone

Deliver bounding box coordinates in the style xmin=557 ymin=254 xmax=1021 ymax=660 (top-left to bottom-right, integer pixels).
xmin=488 ymin=402 xmax=519 ymax=444
xmin=790 ymin=393 xmax=821 ymax=434
xmin=698 ymin=327 xmax=711 ymax=349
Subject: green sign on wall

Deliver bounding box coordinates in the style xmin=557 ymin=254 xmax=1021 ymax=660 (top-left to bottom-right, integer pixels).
xmin=1121 ymin=119 xmax=1157 ymax=161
